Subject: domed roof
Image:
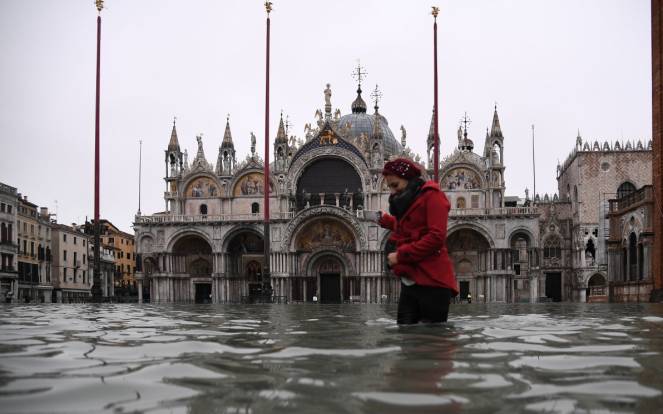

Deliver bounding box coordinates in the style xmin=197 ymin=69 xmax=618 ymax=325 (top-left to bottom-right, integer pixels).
xmin=338 ymin=88 xmax=402 ymax=158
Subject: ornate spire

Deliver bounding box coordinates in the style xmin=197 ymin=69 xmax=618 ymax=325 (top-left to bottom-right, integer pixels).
xmin=276 ymin=111 xmax=287 ymax=143
xmin=490 ymin=104 xmax=503 ymax=138
xmin=458 ymin=112 xmax=474 ymax=151
xmin=371 ymin=84 xmax=382 ymax=114
xmin=351 ymin=61 xmax=368 ymax=114
xmin=168 ymin=117 xmax=180 ymax=151
xmin=221 ymin=114 xmax=234 ymax=148
xmin=427 ymin=108 xmax=435 ymax=146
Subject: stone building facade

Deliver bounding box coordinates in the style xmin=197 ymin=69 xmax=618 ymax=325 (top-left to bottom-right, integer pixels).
xmin=133 ymin=82 xmax=653 ymax=304
xmin=134 ymin=83 xmax=548 ymax=304
xmin=0 ymin=182 xmax=18 ymax=302
xmin=556 ymin=135 xmax=653 ymax=302
xmin=607 ymin=185 xmax=655 ymax=302
xmin=16 ymin=195 xmax=52 ymax=302
xmin=97 ymin=220 xmax=137 ymax=291
xmin=51 ymin=223 xmax=91 ymax=302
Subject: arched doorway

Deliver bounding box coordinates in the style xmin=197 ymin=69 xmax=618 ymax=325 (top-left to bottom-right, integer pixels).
xmin=510 ymin=231 xmax=532 ymax=302
xmin=447 ymin=228 xmax=491 ymax=302
xmin=587 ymin=273 xmax=607 ymax=302
xmin=142 ymin=257 xmax=158 ymax=303
xmin=294 ymin=217 xmax=357 ymax=303
xmin=312 ymin=255 xmax=344 ymax=303
xmin=225 ymin=230 xmax=264 ymax=299
xmin=172 ymin=234 xmax=212 ymax=303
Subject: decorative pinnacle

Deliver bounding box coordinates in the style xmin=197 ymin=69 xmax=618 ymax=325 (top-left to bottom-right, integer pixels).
xmin=173 ymin=116 xmax=177 ymax=126
xmin=226 ymin=113 xmax=230 ymax=123
xmin=431 ymin=6 xmax=439 ymax=19
xmin=265 ymin=1 xmax=272 ymax=14
xmin=371 ymin=84 xmax=382 ymax=110
xmin=95 ymin=0 xmax=104 ymax=12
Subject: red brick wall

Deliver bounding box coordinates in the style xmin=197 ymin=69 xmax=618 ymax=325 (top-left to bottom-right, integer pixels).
xmin=653 ymin=0 xmax=663 ymax=293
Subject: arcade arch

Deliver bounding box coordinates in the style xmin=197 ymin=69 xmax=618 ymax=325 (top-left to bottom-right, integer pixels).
xmin=447 ymin=228 xmax=491 ymax=300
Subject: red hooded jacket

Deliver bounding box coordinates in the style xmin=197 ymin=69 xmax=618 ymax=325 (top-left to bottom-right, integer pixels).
xmin=379 ymin=181 xmax=458 ymax=296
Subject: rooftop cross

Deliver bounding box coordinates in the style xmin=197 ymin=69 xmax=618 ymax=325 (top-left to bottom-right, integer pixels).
xmin=460 ymin=112 xmax=472 ymax=138
xmin=352 ymin=60 xmax=368 ymax=87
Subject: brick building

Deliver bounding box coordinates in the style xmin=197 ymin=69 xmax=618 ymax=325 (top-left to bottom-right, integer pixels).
xmin=556 ymin=135 xmax=652 ymax=302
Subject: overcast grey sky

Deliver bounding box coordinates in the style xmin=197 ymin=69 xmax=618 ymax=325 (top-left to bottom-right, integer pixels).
xmin=0 ymin=0 xmax=651 ymax=233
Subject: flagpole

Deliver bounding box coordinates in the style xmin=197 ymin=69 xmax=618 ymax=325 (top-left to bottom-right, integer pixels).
xmin=138 ymin=139 xmax=142 ymax=215
xmin=92 ymin=0 xmax=104 ymax=301
xmin=432 ymin=6 xmax=440 ymax=182
xmin=532 ymin=125 xmax=536 ymax=203
xmin=262 ymin=2 xmax=272 ymax=296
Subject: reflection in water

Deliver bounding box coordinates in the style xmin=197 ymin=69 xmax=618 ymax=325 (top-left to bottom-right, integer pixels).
xmin=0 ymin=303 xmax=662 ymax=413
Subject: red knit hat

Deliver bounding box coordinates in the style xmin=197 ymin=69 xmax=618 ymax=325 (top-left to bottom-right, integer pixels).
xmin=382 ymin=158 xmax=422 ymax=179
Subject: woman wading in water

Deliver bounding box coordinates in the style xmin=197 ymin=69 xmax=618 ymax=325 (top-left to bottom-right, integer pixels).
xmin=378 ymin=158 xmax=458 ymax=324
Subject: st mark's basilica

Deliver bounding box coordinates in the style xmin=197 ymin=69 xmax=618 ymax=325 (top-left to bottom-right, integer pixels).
xmin=133 ymin=76 xmax=653 ymax=304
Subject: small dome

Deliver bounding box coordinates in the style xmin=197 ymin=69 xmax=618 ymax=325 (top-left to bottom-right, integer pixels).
xmin=338 ymin=112 xmax=402 ymax=157
xmin=351 ymin=87 xmax=367 ymax=114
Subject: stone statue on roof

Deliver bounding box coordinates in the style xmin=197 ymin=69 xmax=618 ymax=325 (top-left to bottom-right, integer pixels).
xmin=324 ymin=83 xmax=332 ymax=107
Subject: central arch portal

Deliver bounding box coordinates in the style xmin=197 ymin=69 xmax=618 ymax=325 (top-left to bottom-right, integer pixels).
xmin=312 ymin=255 xmax=344 ymax=303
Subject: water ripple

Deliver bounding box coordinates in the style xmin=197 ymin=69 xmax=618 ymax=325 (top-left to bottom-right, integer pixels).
xmin=0 ymin=303 xmax=662 ymax=413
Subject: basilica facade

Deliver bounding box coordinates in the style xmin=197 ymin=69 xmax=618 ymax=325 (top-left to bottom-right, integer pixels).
xmin=133 ymin=82 xmax=652 ymax=304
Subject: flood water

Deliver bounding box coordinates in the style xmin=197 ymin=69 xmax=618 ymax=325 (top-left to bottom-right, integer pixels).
xmin=1 ymin=303 xmax=663 ymax=414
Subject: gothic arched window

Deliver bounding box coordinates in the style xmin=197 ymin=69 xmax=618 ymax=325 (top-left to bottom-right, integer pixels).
xmin=199 ymin=204 xmax=208 ymax=215
xmin=617 ymin=182 xmax=636 ymax=199
xmin=573 ymin=186 xmax=578 ymax=203
xmin=456 ymin=197 xmax=466 ymax=209
xmin=252 ymin=203 xmax=259 ymax=214
xmin=544 ymin=236 xmax=562 ymax=259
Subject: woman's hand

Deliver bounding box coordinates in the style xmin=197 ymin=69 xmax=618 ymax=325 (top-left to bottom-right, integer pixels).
xmin=387 ymin=252 xmax=398 ymax=267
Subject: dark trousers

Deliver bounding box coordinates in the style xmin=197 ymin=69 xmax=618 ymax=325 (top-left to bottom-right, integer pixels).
xmin=397 ymin=283 xmax=452 ymax=324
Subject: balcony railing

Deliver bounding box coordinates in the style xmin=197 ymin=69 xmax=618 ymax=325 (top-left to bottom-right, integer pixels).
xmin=136 ymin=212 xmax=296 ymax=224
xmin=449 ymin=207 xmax=539 ymax=217
xmin=609 ymin=186 xmax=653 ymax=213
